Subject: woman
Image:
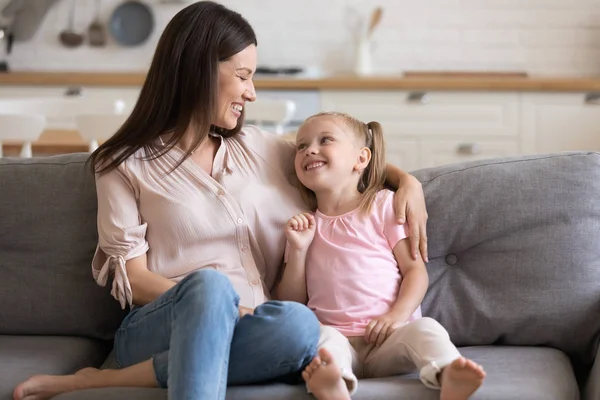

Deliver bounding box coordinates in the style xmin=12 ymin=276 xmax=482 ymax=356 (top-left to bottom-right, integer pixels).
xmin=13 ymin=2 xmax=429 ymax=400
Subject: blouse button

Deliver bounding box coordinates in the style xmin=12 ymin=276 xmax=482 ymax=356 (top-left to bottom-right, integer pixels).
xmin=237 ymin=218 xmax=243 ymax=224
xmin=217 ymin=189 xmax=225 ymax=196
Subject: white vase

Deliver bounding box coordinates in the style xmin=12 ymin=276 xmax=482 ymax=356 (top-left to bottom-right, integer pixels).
xmin=354 ymin=37 xmax=373 ymax=76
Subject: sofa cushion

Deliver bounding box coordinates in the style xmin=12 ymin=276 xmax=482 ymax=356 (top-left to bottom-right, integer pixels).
xmin=0 ymin=335 xmax=109 ymax=400
xmin=0 ymin=154 xmax=126 ymax=339
xmin=460 ymin=346 xmax=578 ymax=400
xmin=51 ymin=346 xmax=578 ymax=400
xmin=411 ymin=152 xmax=600 ymax=369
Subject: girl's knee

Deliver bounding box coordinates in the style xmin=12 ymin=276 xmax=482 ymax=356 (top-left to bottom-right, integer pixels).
xmin=406 ymin=317 xmax=449 ymax=336
xmin=415 ymin=316 xmax=442 ymax=327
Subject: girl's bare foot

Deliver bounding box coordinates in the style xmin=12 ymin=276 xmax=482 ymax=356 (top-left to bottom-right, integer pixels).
xmin=13 ymin=367 xmax=102 ymax=400
xmin=302 ymin=348 xmax=350 ymax=400
xmin=440 ymin=357 xmax=486 ymax=400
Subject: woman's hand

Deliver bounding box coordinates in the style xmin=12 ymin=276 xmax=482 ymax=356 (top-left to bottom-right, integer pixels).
xmin=285 ymin=212 xmax=316 ymax=251
xmin=393 ymin=175 xmax=428 ymax=262
xmin=365 ymin=313 xmax=407 ymax=347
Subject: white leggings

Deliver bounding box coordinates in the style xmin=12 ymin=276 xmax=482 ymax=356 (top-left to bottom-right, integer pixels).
xmin=316 ymin=317 xmax=461 ymax=394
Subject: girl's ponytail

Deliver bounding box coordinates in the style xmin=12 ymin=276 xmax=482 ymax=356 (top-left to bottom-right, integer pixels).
xmin=357 ymin=120 xmax=387 ymax=213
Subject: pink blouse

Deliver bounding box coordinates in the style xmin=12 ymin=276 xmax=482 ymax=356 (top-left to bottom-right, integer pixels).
xmin=92 ymin=126 xmax=306 ymax=309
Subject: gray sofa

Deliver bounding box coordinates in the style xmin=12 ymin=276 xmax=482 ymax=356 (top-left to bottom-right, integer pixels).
xmin=1 ymin=151 xmax=600 ymax=400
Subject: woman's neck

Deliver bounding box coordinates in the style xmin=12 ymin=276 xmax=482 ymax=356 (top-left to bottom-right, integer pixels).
xmin=172 ymin=130 xmax=220 ymax=176
xmin=315 ymin=186 xmax=363 ymax=217
xmin=177 ymin=129 xmax=215 ymax=154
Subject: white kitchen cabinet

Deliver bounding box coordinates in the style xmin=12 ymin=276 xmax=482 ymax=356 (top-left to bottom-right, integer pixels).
xmin=522 ymin=93 xmax=600 ymax=154
xmin=0 ymin=85 xmax=67 ymax=98
xmin=321 ymin=90 xmax=522 ymax=170
xmin=3 ymin=83 xmax=598 ymax=167
xmin=385 ymin=138 xmax=420 ymax=172
xmin=0 ymin=85 xmax=140 ymax=104
xmin=420 ymin=139 xmax=520 ymax=169
xmin=321 ymin=91 xmax=520 ymax=137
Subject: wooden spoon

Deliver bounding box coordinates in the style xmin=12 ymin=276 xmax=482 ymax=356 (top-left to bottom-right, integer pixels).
xmin=59 ymin=0 xmax=83 ymax=48
xmin=88 ymin=0 xmax=106 ymax=47
xmin=367 ymin=7 xmax=383 ymax=39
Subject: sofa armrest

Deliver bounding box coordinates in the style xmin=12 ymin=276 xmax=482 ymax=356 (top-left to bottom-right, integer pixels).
xmin=584 ymin=343 xmax=600 ymax=400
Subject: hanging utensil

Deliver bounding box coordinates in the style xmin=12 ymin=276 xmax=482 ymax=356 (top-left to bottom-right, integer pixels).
xmin=59 ymin=0 xmax=83 ymax=48
xmin=88 ymin=0 xmax=106 ymax=47
xmin=109 ymin=1 xmax=154 ymax=47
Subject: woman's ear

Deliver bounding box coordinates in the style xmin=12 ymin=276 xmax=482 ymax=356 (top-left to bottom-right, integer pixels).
xmin=354 ymin=147 xmax=372 ymax=172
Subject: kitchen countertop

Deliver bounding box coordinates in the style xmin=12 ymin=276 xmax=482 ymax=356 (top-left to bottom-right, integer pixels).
xmin=1 ymin=129 xmax=297 ymax=156
xmin=1 ymin=71 xmax=600 ymax=91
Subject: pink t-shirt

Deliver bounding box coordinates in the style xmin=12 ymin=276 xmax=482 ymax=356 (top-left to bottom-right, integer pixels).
xmin=286 ymin=190 xmax=422 ymax=337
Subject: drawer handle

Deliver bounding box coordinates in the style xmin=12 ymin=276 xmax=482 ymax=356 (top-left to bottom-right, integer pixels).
xmin=584 ymin=92 xmax=600 ymax=105
xmin=456 ymin=143 xmax=481 ymax=155
xmin=64 ymin=86 xmax=82 ymax=97
xmin=407 ymin=92 xmax=429 ymax=104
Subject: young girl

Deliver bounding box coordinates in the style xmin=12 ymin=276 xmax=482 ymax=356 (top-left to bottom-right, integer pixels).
xmin=275 ymin=112 xmax=486 ymax=400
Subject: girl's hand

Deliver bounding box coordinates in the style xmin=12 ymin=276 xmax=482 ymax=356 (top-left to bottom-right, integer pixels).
xmin=365 ymin=313 xmax=407 ymax=347
xmin=393 ymin=175 xmax=429 ymax=262
xmin=285 ymin=212 xmax=316 ymax=250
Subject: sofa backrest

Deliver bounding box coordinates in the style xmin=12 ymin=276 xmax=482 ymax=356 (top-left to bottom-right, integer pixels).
xmin=1 ymin=151 xmax=599 ymax=367
xmin=0 ymin=153 xmax=126 ymax=340
xmin=413 ymin=152 xmax=600 ymax=368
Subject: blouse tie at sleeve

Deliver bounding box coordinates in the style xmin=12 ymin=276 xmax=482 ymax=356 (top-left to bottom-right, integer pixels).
xmin=92 ymin=223 xmax=149 ymax=309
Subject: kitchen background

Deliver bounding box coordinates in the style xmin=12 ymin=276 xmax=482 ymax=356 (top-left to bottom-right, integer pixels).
xmin=3 ymin=0 xmax=600 ymax=75
xmin=1 ymin=0 xmax=599 ymax=168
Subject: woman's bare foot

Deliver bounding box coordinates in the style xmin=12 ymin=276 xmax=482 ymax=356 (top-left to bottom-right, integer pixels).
xmin=13 ymin=367 xmax=102 ymax=400
xmin=302 ymin=348 xmax=350 ymax=400
xmin=439 ymin=357 xmax=486 ymax=400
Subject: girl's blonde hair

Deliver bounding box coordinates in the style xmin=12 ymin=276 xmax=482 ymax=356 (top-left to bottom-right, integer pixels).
xmin=297 ymin=111 xmax=387 ymax=214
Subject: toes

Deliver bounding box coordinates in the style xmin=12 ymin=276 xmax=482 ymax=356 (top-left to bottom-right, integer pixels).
xmin=453 ymin=357 xmax=467 ymax=368
xmin=302 ymin=370 xmax=311 ymax=382
xmin=457 ymin=358 xmax=487 ymax=379
xmin=310 ymin=356 xmax=322 ymax=368
xmin=305 ymin=358 xmax=322 ymax=376
xmin=318 ymin=348 xmax=335 ymax=364
xmin=475 ymin=364 xmax=487 ymax=378
xmin=464 ymin=359 xmax=485 ymax=373
xmin=12 ymin=384 xmax=24 ymax=400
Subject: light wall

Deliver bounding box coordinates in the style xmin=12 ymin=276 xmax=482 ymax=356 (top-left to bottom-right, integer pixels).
xmin=7 ymin=0 xmax=600 ymax=75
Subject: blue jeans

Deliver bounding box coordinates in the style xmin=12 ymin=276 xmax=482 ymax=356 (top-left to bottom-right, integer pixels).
xmin=114 ymin=269 xmax=320 ymax=400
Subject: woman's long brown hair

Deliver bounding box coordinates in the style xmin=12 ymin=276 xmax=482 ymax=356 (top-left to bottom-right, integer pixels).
xmin=88 ymin=1 xmax=257 ymax=174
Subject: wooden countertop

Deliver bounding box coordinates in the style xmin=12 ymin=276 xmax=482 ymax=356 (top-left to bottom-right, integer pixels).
xmin=1 ymin=71 xmax=600 ymax=92
xmin=2 ymin=129 xmax=297 ymax=157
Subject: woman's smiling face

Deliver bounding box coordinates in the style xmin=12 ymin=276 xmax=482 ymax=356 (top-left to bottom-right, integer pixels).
xmin=214 ymin=44 xmax=257 ymax=130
